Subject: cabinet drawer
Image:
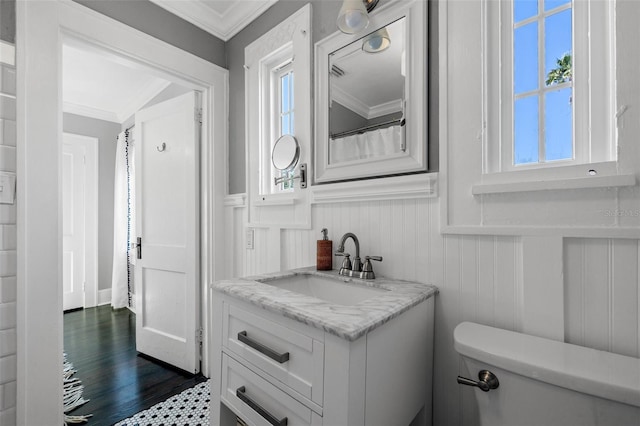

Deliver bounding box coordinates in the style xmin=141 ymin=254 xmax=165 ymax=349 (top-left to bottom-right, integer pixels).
xmin=223 ymin=302 xmax=324 ymax=405
xmin=221 ymin=353 xmax=322 ymax=426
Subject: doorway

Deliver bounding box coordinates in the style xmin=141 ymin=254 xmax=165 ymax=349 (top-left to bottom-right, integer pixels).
xmin=17 ymin=1 xmax=228 ymax=422
xmin=62 ymin=132 xmax=98 ymax=312
xmin=61 ymin=36 xmax=203 ymax=417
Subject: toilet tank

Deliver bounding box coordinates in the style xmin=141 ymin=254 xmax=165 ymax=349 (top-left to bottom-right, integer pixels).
xmin=454 ymin=322 xmax=640 ymax=426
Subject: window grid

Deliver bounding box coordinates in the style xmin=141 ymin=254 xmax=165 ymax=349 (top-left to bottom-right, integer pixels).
xmin=277 ymin=67 xmax=295 ymax=191
xmin=512 ymin=0 xmax=573 ymax=166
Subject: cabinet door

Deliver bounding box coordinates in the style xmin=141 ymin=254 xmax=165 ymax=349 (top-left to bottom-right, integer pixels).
xmin=223 ymin=302 xmax=324 ymax=405
xmin=221 ymin=354 xmax=322 ymax=426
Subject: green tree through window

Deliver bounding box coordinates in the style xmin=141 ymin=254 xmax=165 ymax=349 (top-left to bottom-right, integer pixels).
xmin=546 ymin=52 xmax=572 ymax=86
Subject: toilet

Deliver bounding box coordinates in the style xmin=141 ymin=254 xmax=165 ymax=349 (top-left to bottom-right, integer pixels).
xmin=454 ymin=322 xmax=640 ymax=426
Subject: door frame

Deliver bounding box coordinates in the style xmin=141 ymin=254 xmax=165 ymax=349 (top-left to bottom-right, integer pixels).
xmin=62 ymin=132 xmax=99 ymax=310
xmin=16 ymin=1 xmax=228 ymax=423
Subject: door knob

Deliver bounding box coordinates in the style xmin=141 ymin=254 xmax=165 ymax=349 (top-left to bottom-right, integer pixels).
xmin=457 ymin=370 xmax=499 ymax=392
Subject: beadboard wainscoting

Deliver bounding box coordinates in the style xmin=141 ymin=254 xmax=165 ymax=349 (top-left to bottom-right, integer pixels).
xmin=564 ymin=238 xmax=640 ymax=358
xmin=223 ymin=194 xmax=640 ymax=426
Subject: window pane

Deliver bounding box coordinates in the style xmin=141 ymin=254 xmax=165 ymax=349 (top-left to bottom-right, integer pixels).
xmin=281 ymin=73 xmax=290 ymax=112
xmin=514 ymin=0 xmax=538 ymax=23
xmin=514 ymin=96 xmax=539 ymax=165
xmin=514 ymin=22 xmax=538 ymax=94
xmin=545 ymin=87 xmax=572 ymax=161
xmin=290 ymin=72 xmax=294 ymax=110
xmin=281 ymin=113 xmax=291 ymax=135
xmin=545 ymin=9 xmax=572 ymax=84
xmin=545 ymin=0 xmax=570 ymax=12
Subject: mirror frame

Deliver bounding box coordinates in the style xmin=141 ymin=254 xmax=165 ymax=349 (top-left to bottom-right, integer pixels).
xmin=314 ymin=0 xmax=427 ymax=184
xmin=272 ymin=134 xmax=300 ymax=171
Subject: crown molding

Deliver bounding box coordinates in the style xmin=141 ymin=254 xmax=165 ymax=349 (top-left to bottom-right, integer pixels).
xmin=149 ymin=0 xmax=278 ymax=41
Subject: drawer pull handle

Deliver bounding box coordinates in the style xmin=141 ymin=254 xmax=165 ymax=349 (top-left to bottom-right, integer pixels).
xmin=236 ymin=386 xmax=288 ymax=426
xmin=237 ymin=331 xmax=290 ymax=363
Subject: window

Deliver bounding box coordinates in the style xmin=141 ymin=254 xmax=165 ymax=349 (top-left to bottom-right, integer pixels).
xmin=274 ymin=64 xmax=295 ymax=191
xmin=485 ymin=0 xmax=615 ymax=173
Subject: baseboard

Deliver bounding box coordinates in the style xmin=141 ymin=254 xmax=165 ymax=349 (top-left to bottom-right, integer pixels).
xmin=98 ymin=289 xmax=137 ymax=314
xmin=97 ymin=288 xmax=112 ymax=306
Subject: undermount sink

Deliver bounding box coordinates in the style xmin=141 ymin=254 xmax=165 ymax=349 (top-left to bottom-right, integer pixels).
xmin=259 ymin=274 xmax=388 ymax=306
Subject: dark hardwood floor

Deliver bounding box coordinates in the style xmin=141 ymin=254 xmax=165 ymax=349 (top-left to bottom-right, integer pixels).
xmin=63 ymin=305 xmax=206 ymax=425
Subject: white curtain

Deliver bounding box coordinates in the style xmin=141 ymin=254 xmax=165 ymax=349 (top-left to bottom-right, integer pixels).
xmin=329 ymin=124 xmax=403 ymax=164
xmin=111 ymin=129 xmax=135 ymax=309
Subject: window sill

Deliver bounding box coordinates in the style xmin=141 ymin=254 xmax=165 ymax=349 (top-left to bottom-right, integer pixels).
xmin=253 ymin=193 xmax=296 ymax=206
xmin=472 ymin=162 xmax=636 ymax=195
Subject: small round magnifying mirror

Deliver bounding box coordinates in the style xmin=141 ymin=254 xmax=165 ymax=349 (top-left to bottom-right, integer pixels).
xmin=272 ymin=134 xmax=300 ymax=171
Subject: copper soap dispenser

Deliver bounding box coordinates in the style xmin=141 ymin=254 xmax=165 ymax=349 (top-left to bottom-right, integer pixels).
xmin=316 ymin=228 xmax=333 ymax=270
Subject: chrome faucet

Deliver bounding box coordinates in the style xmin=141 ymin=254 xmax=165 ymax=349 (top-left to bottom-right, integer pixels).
xmin=335 ymin=232 xmax=383 ymax=279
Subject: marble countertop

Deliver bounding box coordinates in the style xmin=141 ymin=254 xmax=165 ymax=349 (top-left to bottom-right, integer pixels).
xmin=211 ymin=267 xmax=438 ymax=341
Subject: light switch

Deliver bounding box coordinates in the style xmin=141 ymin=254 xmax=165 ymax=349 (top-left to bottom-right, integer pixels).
xmin=245 ymin=228 xmax=255 ymax=250
xmin=0 ymin=172 xmax=15 ymax=204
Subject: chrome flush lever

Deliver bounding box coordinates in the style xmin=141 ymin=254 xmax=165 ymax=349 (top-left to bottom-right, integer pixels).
xmin=457 ymin=370 xmax=499 ymax=392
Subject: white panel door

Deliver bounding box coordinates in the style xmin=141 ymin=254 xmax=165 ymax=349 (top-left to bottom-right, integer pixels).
xmin=62 ymin=138 xmax=86 ymax=311
xmin=135 ymin=91 xmax=200 ymax=373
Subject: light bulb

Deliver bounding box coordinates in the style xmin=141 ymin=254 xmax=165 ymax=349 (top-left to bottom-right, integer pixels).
xmin=337 ymin=0 xmax=370 ymax=34
xmin=344 ymin=10 xmax=366 ymax=31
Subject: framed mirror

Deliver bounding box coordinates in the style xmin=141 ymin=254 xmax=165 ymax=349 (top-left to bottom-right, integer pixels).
xmin=314 ymin=0 xmax=427 ymax=184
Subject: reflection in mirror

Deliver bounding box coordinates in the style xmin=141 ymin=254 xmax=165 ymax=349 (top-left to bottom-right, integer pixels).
xmin=272 ymin=134 xmax=300 ymax=170
xmin=272 ymin=134 xmax=299 ymax=191
xmin=329 ymin=17 xmax=405 ymax=165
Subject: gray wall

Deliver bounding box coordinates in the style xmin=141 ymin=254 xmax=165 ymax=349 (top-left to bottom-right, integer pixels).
xmin=63 ymin=113 xmax=121 ymax=292
xmin=226 ymin=0 xmax=348 ymax=194
xmin=226 ymin=0 xmax=437 ymax=193
xmin=73 ymin=0 xmax=226 ymax=69
xmin=329 ymin=102 xmax=368 ymax=135
xmin=0 ymin=0 xmax=15 ymax=43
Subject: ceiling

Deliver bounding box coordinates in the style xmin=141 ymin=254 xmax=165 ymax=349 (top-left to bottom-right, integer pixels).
xmin=62 ymin=1 xmax=279 ymax=123
xmin=330 ymin=18 xmax=406 ymax=119
xmin=148 ymin=0 xmax=279 ymax=41
xmin=63 ymin=44 xmax=172 ymax=123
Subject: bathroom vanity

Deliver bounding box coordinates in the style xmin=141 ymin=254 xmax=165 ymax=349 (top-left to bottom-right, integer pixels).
xmin=209 ymin=267 xmax=438 ymax=426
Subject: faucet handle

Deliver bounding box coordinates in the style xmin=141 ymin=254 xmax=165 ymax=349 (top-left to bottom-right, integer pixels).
xmin=360 ymin=256 xmax=383 ymax=280
xmin=335 ymin=252 xmax=352 ymax=273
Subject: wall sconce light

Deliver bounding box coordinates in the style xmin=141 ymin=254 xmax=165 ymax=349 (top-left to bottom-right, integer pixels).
xmin=362 ymin=27 xmax=390 ymax=53
xmin=337 ymin=0 xmax=380 ymax=34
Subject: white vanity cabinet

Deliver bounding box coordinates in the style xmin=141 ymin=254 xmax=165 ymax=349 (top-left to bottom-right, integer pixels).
xmin=209 ymin=276 xmax=435 ymax=426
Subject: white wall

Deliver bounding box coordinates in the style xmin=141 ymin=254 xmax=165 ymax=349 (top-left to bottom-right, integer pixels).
xmin=224 ymin=2 xmax=640 ymax=426
xmin=0 ymin=50 xmax=16 ymax=426
xmin=224 ymin=196 xmax=640 ymax=426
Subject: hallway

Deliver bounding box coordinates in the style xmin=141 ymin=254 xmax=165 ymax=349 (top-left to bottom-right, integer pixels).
xmin=63 ymin=305 xmax=206 ymax=425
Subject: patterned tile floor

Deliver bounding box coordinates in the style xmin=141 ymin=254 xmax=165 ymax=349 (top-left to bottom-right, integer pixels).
xmin=115 ymin=380 xmax=210 ymax=426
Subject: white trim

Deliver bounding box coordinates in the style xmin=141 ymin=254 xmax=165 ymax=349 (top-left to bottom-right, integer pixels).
xmin=311 ymin=173 xmax=437 ymax=204
xmin=314 ymin=0 xmax=428 ymax=183
xmin=97 ymin=288 xmax=112 ymax=306
xmin=63 ymin=62 xmax=173 ymax=123
xmin=332 ymin=86 xmax=402 ymax=120
xmin=0 ymin=41 xmax=15 ymax=66
xmin=224 ymin=193 xmax=247 ymax=208
xmin=440 ymin=225 xmax=640 ymax=239
xmin=63 ymin=102 xmax=121 ymax=123
xmin=472 ymin=173 xmax=636 ymax=195
xmin=368 ymin=98 xmax=403 ymax=119
xmin=17 ymin=1 xmax=227 ymax=422
xmin=331 ymin=86 xmax=370 ymax=119
xmin=245 ymin=4 xmax=312 ymax=228
xmin=149 ymin=0 xmax=278 ymax=41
